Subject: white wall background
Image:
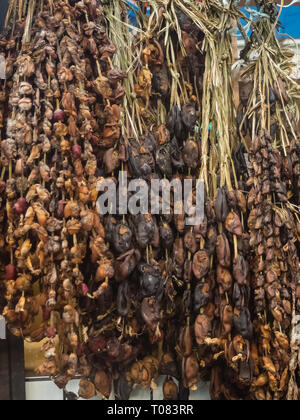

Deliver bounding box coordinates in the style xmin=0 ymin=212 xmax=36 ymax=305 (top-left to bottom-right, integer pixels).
xmin=25 ymin=377 xmax=211 ymax=401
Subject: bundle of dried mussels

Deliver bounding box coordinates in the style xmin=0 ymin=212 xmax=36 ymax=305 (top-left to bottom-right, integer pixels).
xmin=0 ymin=0 xmax=130 ymax=398
xmin=238 ymin=1 xmax=300 ymax=401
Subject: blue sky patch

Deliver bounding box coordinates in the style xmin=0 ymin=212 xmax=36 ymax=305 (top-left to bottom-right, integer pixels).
xmin=240 ymin=6 xmax=300 ymax=39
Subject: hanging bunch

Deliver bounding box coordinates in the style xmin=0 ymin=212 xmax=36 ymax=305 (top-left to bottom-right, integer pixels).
xmin=237 ymin=0 xmax=300 ymax=400
xmin=0 ymin=0 xmax=299 ymax=402
xmin=0 ymin=0 xmax=134 ymax=399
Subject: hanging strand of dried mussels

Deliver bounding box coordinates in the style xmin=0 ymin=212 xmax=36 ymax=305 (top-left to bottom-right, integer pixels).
xmin=238 ymin=0 xmax=300 ymax=400
xmin=166 ymin=1 xmax=254 ymax=401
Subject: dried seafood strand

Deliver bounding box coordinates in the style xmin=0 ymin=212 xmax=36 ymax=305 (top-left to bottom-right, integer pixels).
xmin=5 ymin=0 xmax=17 ymax=29
xmin=237 ymin=0 xmax=300 ymax=400
xmin=22 ymin=0 xmax=36 ymax=45
xmin=104 ymin=0 xmax=133 ymax=144
xmin=178 ymin=1 xmax=252 ymax=400
xmin=110 ymin=1 xmax=170 ymax=395
xmin=0 ymin=2 xmax=20 ymax=334
xmin=2 ymin=25 xmax=37 ymax=334
xmin=77 ymin=0 xmax=139 ymax=396
xmin=111 ymin=5 xmax=139 ymax=138
xmin=56 ymin=0 xmax=99 ymax=387
xmin=105 ymin=0 xmax=197 ymax=395
xmin=124 ymin=0 xmax=252 ymax=399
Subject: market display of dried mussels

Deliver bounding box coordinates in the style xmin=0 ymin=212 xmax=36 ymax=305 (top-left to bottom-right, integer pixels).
xmin=0 ymin=0 xmax=299 ymax=401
